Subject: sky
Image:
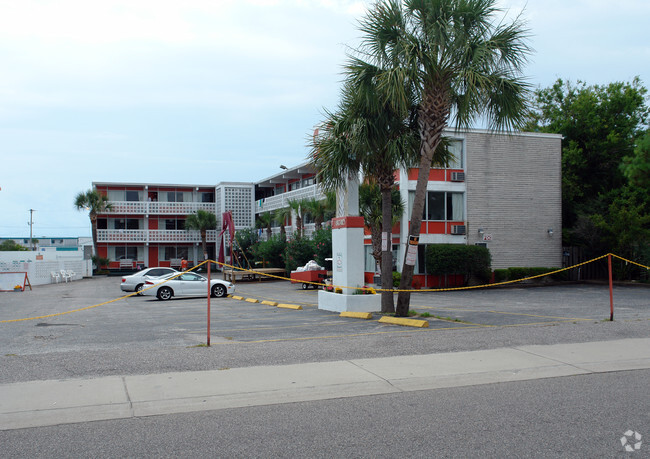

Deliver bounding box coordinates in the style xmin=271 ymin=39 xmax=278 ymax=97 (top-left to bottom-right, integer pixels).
xmin=0 ymin=0 xmax=648 ymax=238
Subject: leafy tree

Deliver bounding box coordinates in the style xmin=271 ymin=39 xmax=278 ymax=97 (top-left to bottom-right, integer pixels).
xmin=0 ymin=240 xmax=29 ymax=251
xmin=349 ymin=0 xmax=531 ymax=316
xmin=526 ymin=78 xmax=649 ymax=234
xmin=74 ymin=189 xmax=113 ymax=259
xmin=622 ymin=129 xmax=650 ymax=189
xmin=273 ymin=206 xmax=292 ymax=239
xmin=185 ymin=210 xmax=217 ymax=261
xmin=283 ymin=236 xmax=315 ymax=273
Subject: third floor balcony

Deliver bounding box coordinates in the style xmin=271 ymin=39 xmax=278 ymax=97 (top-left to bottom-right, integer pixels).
xmin=97 ymin=229 xmax=217 ymax=243
xmin=256 ymin=184 xmax=325 ymax=214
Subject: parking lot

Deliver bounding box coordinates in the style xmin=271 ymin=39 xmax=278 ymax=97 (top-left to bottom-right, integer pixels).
xmin=1 ymin=275 xmax=649 ymax=356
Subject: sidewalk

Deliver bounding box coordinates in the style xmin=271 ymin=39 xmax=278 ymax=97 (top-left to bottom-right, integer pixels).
xmin=2 ymin=338 xmax=649 ymax=431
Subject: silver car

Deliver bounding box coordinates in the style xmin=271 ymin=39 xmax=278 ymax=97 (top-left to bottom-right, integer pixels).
xmin=142 ymin=272 xmax=235 ymax=300
xmin=121 ymin=267 xmax=178 ymax=294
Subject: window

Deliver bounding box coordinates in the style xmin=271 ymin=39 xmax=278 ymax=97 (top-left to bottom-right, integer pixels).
xmin=289 ymin=181 xmax=301 ymax=191
xmin=126 ymin=219 xmax=140 ymax=230
xmin=163 ymin=219 xmax=185 ymax=230
xmin=114 ymin=219 xmax=125 ymax=230
xmin=201 ymin=192 xmax=214 ymax=203
xmin=161 ymin=246 xmax=189 ymax=260
xmin=97 ymin=219 xmax=107 ymax=229
xmin=447 ymin=139 xmax=464 ymax=169
xmin=114 ymin=246 xmax=138 ymax=260
xmin=302 ymin=177 xmax=315 ymax=187
xmin=107 ymin=190 xmax=125 ymax=201
xmin=410 ymin=191 xmax=465 ymax=221
xmin=126 ymin=190 xmax=140 ymax=202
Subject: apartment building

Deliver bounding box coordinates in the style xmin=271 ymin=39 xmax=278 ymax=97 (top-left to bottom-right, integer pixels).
xmin=93 ymin=129 xmax=562 ymax=284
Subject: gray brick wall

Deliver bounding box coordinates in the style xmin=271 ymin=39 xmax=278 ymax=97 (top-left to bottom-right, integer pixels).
xmin=464 ymin=131 xmax=562 ymax=269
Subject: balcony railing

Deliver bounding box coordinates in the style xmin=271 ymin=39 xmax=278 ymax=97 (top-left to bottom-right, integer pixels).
xmin=256 ymin=185 xmax=325 ymax=214
xmin=105 ymin=201 xmax=217 ymax=215
xmin=97 ymin=229 xmax=218 ymax=243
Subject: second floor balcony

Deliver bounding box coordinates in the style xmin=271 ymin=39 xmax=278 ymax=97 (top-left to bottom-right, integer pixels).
xmin=97 ymin=229 xmax=218 ymax=243
xmin=105 ymin=201 xmax=216 ymax=215
xmin=256 ymin=184 xmax=325 ymax=214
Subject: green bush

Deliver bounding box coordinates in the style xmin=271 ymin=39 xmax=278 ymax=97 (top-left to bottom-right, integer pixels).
xmin=251 ymin=236 xmax=286 ymax=269
xmin=392 ymin=271 xmax=401 ymax=287
xmin=425 ymin=244 xmax=491 ymax=285
xmin=283 ymin=236 xmax=316 ymax=273
xmin=497 ymin=267 xmax=567 ymax=282
xmin=235 ymin=228 xmax=259 ymax=267
xmin=493 ymin=269 xmax=508 ymax=283
xmin=312 ymin=227 xmax=332 ymax=270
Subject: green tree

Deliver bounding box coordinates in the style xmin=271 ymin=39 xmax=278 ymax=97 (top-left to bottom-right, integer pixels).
xmin=235 ymin=228 xmax=259 ymax=269
xmin=74 ymin=189 xmax=113 ymax=259
xmin=302 ymin=198 xmax=331 ymax=230
xmin=185 ymin=210 xmax=217 ymax=261
xmin=350 ymin=0 xmax=531 ymax=316
xmin=273 ymin=206 xmax=292 ymax=239
xmin=0 ymin=240 xmax=29 ymax=251
xmin=526 ymin=78 xmax=649 ymax=234
xmin=251 ymin=235 xmax=286 ymax=268
xmin=622 ymin=129 xmax=650 ymax=189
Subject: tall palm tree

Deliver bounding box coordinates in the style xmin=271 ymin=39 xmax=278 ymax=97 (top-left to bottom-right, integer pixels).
xmin=312 ymin=76 xmax=420 ymax=313
xmin=185 ymin=210 xmax=217 ymax=261
xmin=287 ymin=199 xmax=310 ymax=239
xmin=352 ymin=0 xmax=531 ymax=316
xmin=359 ymin=182 xmax=404 ymax=272
xmin=74 ymin=189 xmax=113 ymax=260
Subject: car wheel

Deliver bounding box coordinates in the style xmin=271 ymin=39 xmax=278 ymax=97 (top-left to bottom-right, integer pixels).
xmin=212 ymin=284 xmax=227 ymax=298
xmin=157 ymin=287 xmax=173 ymax=300
xmin=135 ymin=284 xmax=144 ymax=295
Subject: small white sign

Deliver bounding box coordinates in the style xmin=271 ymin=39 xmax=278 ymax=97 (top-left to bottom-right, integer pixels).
xmin=405 ymin=244 xmax=418 ymax=266
xmin=483 ymin=234 xmax=492 ymax=242
xmin=382 ymin=232 xmax=388 ymax=251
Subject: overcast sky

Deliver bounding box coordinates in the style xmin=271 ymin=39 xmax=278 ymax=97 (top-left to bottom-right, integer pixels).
xmin=1 ymin=0 xmax=648 ymax=238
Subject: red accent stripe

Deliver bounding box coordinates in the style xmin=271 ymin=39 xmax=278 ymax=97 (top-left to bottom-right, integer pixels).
xmin=331 ymin=216 xmax=365 ymax=229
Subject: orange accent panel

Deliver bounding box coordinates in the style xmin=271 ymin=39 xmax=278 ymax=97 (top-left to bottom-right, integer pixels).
xmin=427 ymin=222 xmax=446 ymax=234
xmin=149 ymin=219 xmax=158 ymax=230
xmin=148 ymin=246 xmax=158 ymax=266
xmin=428 ymin=169 xmax=445 ymax=181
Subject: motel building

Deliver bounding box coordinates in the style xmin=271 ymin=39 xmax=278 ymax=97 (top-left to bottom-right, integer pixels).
xmin=93 ymin=129 xmax=562 ymax=287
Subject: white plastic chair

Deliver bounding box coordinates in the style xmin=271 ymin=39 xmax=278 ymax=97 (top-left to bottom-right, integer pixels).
xmin=60 ymin=270 xmax=71 ymax=283
xmin=66 ymin=270 xmax=76 ymax=280
xmin=51 ymin=271 xmax=61 ymax=283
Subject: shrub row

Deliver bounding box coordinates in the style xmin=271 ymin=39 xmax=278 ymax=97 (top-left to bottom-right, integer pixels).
xmin=493 ymin=267 xmax=567 ymax=283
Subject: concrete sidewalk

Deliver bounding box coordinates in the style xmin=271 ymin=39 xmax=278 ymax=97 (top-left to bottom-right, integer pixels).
xmin=2 ymin=338 xmax=649 ymax=431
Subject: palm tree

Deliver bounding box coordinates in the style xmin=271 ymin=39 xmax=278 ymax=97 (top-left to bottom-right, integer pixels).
xmin=302 ymin=198 xmax=329 ymax=231
xmin=359 ymin=182 xmax=404 ymax=272
xmin=312 ymin=75 xmax=420 ymax=313
xmin=185 ymin=210 xmax=217 ymax=261
xmin=273 ymin=206 xmax=293 ymax=239
xmin=352 ymin=0 xmax=531 ymax=316
xmin=255 ymin=211 xmax=274 ymax=239
xmin=287 ymin=199 xmax=310 ymax=239
xmin=74 ymin=189 xmax=113 ymax=260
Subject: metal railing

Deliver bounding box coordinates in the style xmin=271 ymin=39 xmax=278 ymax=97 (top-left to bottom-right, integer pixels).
xmin=256 ymin=185 xmax=325 ymax=214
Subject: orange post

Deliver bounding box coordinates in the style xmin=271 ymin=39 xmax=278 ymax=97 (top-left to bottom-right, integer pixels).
xmin=207 ymin=260 xmax=211 ymax=346
xmin=608 ymin=254 xmax=614 ymax=321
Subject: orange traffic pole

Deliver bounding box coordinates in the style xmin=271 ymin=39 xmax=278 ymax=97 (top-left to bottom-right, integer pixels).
xmin=608 ymin=254 xmax=614 ymax=321
xmin=207 ymin=260 xmax=211 ymax=346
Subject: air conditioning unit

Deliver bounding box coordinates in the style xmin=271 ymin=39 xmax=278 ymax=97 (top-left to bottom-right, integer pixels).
xmin=450 ymin=172 xmax=465 ymax=182
xmin=451 ymin=225 xmax=466 ymax=235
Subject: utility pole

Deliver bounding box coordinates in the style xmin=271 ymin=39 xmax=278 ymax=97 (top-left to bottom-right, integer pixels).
xmin=28 ymin=209 xmax=35 ymax=251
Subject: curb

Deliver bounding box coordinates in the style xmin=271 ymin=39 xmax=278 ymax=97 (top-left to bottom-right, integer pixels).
xmin=261 ymin=300 xmax=278 ymax=306
xmin=340 ymin=312 xmax=373 ymax=320
xmin=245 ymin=298 xmax=259 ymax=303
xmin=277 ymin=304 xmax=302 ymax=310
xmin=231 ymin=295 xmax=244 ymax=300
xmin=378 ymin=316 xmax=429 ymax=328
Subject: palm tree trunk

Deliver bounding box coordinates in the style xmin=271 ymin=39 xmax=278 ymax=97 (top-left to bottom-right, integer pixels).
xmin=380 ymin=185 xmax=395 ymax=313
xmin=201 ymin=230 xmax=207 ymax=260
xmin=90 ymin=214 xmax=98 ymax=262
xmin=396 ymin=91 xmax=449 ymax=317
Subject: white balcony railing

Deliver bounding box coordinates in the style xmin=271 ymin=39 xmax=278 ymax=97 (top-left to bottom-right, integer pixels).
xmin=256 ymin=185 xmax=325 ymax=214
xmin=97 ymin=229 xmax=218 ymax=243
xmin=105 ymin=201 xmax=216 ymax=215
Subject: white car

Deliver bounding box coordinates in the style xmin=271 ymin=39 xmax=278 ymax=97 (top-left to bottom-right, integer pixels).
xmin=142 ymin=272 xmax=235 ymax=300
xmin=121 ymin=267 xmax=179 ymax=294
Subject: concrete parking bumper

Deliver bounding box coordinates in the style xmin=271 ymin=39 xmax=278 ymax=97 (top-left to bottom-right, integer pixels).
xmin=2 ymin=338 xmax=649 ymax=431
